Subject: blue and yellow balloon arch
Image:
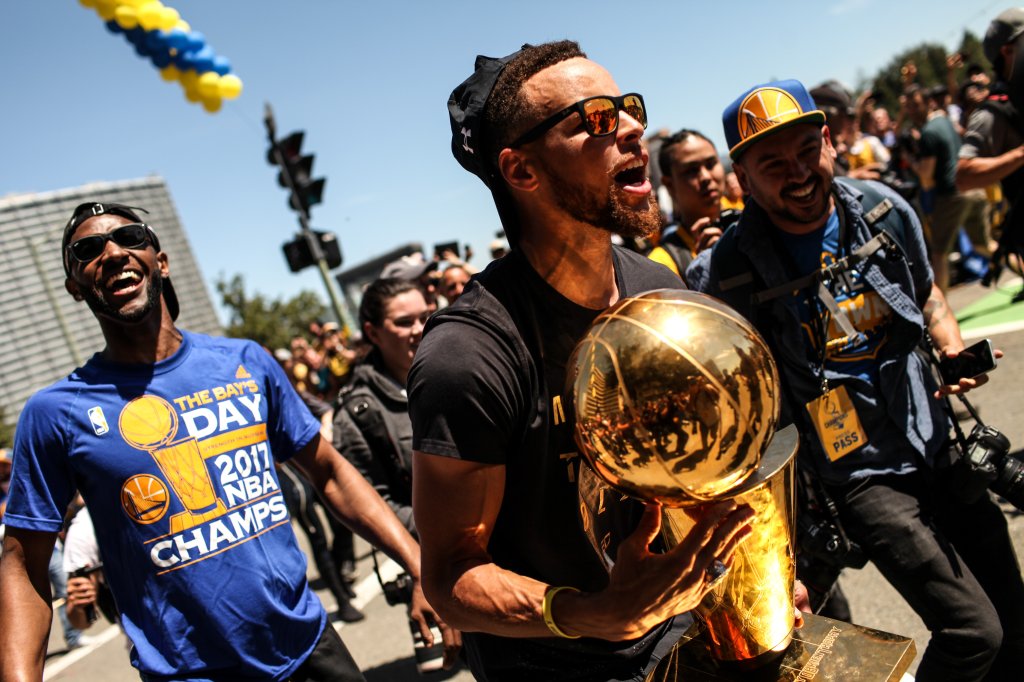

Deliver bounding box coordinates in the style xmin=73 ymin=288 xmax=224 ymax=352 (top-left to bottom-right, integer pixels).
xmin=80 ymin=0 xmax=243 ymax=113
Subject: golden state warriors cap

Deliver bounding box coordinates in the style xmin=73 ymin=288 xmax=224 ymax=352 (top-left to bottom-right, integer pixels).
xmin=723 ymin=79 xmax=826 ymax=160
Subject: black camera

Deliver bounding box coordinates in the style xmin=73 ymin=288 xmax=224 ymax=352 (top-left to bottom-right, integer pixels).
xmin=715 ymin=208 xmax=743 ymax=231
xmin=951 ymin=424 xmax=1024 ymax=510
xmin=797 ymin=511 xmax=868 ymax=570
xmin=381 ymin=572 xmax=414 ymax=606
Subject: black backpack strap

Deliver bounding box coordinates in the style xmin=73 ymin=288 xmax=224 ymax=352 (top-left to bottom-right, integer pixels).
xmin=661 ymin=238 xmax=693 ymax=276
xmin=836 ymin=177 xmax=908 ymax=254
xmin=714 ymin=180 xmax=908 ymax=313
xmin=338 ymin=387 xmax=403 ymax=474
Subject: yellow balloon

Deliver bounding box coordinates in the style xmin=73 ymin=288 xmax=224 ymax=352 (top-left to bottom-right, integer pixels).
xmin=158 ymin=7 xmax=179 ymax=31
xmin=174 ymin=19 xmax=190 ymax=33
xmin=159 ymin=64 xmax=180 ymax=82
xmin=218 ymin=74 xmax=243 ymax=100
xmin=178 ymin=69 xmax=198 ymax=89
xmin=183 ymin=84 xmax=201 ymax=103
xmin=137 ymin=1 xmax=163 ymax=31
xmin=120 ymin=0 xmax=146 ymax=7
xmin=197 ymin=72 xmax=220 ymax=99
xmin=202 ymin=96 xmax=223 ymax=114
xmin=96 ymin=0 xmax=118 ymax=21
xmin=79 ymin=0 xmax=98 ymax=9
xmin=114 ymin=5 xmax=138 ymax=29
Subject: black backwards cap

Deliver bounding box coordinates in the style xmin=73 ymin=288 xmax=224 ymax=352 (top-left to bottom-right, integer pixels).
xmin=448 ymin=47 xmax=528 ymax=244
xmin=61 ymin=202 xmax=180 ymax=321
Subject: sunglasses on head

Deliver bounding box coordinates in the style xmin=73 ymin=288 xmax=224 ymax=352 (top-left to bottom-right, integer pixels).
xmin=67 ymin=223 xmax=153 ymax=263
xmin=511 ymin=93 xmax=647 ymax=148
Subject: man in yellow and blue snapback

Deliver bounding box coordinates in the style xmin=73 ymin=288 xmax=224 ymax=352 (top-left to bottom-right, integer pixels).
xmin=690 ymin=78 xmax=1024 ymax=681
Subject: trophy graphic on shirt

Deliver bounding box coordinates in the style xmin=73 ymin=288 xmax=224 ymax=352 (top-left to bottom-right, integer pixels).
xmin=570 ymin=289 xmax=797 ymax=666
xmin=119 ymin=395 xmax=226 ymax=533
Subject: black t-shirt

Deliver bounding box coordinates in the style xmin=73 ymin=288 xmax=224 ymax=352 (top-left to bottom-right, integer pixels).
xmin=409 ymin=246 xmax=684 ymax=681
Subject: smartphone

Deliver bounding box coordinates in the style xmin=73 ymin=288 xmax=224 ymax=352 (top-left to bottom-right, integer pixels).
xmin=434 ymin=241 xmax=459 ymax=259
xmin=939 ymin=338 xmax=997 ymax=384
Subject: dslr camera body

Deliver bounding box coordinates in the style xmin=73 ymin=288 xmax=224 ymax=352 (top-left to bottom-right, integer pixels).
xmin=950 ymin=423 xmax=1024 ymax=510
xmin=795 ymin=476 xmax=868 ymax=611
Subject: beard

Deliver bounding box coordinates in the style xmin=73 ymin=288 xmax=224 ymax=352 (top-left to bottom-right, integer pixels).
xmin=543 ymin=161 xmax=662 ymax=239
xmin=82 ymin=269 xmax=163 ymax=324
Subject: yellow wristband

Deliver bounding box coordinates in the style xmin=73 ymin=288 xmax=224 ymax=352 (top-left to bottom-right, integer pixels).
xmin=542 ymin=585 xmax=581 ymax=639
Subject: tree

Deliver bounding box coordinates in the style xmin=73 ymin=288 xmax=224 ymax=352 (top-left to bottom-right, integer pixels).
xmin=861 ymin=30 xmax=991 ymax=116
xmin=216 ymin=273 xmax=327 ymax=350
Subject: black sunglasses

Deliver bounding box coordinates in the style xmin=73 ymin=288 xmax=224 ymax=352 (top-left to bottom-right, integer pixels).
xmin=67 ymin=223 xmax=153 ymax=263
xmin=511 ymin=93 xmax=647 ymax=148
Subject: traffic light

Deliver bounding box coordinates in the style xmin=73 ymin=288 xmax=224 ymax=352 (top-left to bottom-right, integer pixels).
xmin=268 ymin=130 xmax=326 ymax=215
xmin=282 ymin=231 xmax=343 ymax=273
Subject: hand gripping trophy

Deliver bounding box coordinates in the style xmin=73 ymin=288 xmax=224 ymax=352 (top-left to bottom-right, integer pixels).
xmin=569 ymin=289 xmax=798 ymax=668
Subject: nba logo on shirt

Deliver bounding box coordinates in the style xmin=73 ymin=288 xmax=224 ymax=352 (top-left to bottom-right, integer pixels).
xmin=88 ymin=406 xmax=109 ymax=436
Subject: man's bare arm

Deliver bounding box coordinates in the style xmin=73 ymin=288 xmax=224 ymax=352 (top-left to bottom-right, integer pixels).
xmin=290 ymin=434 xmax=459 ymax=663
xmin=291 ymin=433 xmax=421 ymax=579
xmin=956 ymin=147 xmax=1024 ymax=191
xmin=913 ymin=156 xmax=937 ymax=192
xmin=923 ymin=284 xmax=1001 ymax=396
xmin=413 ymin=451 xmax=753 ymax=641
xmin=0 ymin=528 xmax=59 ymax=681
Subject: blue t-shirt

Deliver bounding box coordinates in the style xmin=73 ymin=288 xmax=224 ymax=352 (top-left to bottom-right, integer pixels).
xmin=6 ymin=332 xmax=325 ymax=681
xmin=778 ymin=209 xmax=893 ymax=383
xmin=777 ymin=210 xmax=915 ymax=476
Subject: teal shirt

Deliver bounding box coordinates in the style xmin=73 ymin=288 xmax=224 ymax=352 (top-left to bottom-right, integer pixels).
xmin=919 ymin=114 xmax=961 ymax=196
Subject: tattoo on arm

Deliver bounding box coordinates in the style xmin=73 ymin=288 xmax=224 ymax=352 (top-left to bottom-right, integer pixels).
xmin=924 ymin=293 xmax=950 ymax=330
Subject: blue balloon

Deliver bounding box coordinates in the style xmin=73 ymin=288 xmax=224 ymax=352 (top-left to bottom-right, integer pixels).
xmin=184 ymin=31 xmax=206 ymax=53
xmin=145 ymin=30 xmax=168 ymax=51
xmin=212 ymin=55 xmax=231 ymax=76
xmin=134 ymin=41 xmax=151 ymax=58
xmin=150 ymin=49 xmax=172 ymax=69
xmin=192 ymin=46 xmax=215 ymax=73
xmin=126 ymin=28 xmax=146 ymax=47
xmin=166 ymin=27 xmax=189 ymax=51
xmin=174 ymin=50 xmax=195 ymax=70
xmin=105 ymin=20 xmax=123 ymax=35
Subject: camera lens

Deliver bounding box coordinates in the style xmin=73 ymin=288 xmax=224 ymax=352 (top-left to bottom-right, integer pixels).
xmin=993 ymin=451 xmax=1024 ymax=511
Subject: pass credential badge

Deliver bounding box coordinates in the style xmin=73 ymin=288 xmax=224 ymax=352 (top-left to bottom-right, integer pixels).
xmin=806 ymin=385 xmax=866 ymax=461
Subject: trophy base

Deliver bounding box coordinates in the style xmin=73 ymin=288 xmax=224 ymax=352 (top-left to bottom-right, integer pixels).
xmin=647 ymin=613 xmax=916 ymax=681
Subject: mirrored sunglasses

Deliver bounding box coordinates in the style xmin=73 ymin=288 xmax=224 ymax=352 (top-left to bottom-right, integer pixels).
xmin=511 ymin=93 xmax=647 ymax=147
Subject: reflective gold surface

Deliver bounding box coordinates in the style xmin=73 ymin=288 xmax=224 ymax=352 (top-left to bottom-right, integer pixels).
xmin=662 ymin=428 xmax=798 ymax=663
xmin=571 ymin=289 xmax=795 ymax=665
xmin=646 ymin=612 xmax=917 ymax=681
xmin=569 ymin=290 xmax=780 ymax=506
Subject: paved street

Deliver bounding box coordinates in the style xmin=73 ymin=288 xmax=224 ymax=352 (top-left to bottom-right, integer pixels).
xmin=39 ymin=277 xmax=1024 ymax=681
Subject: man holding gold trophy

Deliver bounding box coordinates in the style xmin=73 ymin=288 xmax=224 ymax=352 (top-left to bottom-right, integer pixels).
xmin=411 ymin=41 xmax=779 ymax=681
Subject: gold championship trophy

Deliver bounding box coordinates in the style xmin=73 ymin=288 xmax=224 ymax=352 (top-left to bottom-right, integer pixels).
xmin=119 ymin=395 xmax=227 ymax=532
xmin=570 ymin=290 xmax=916 ymax=681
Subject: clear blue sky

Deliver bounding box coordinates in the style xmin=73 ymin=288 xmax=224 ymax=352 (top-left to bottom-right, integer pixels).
xmin=2 ymin=1 xmax=999 ymax=321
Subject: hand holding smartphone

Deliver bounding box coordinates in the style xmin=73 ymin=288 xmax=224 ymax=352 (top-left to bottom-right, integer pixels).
xmin=939 ymin=339 xmax=998 ymax=385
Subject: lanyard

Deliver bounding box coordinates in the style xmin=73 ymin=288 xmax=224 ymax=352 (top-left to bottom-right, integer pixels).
xmin=766 ymin=194 xmax=866 ymax=395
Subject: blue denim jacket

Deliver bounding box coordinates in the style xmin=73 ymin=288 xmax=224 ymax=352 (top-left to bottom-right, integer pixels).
xmin=688 ymin=179 xmax=950 ymax=484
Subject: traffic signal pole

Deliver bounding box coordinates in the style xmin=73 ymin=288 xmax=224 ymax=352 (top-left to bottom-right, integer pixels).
xmin=263 ymin=103 xmax=350 ymax=335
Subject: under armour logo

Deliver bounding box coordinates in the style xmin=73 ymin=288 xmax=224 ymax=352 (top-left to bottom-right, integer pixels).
xmin=461 ymin=127 xmax=474 ymax=154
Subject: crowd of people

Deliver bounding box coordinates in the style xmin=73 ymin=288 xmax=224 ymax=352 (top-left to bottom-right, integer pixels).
xmin=2 ymin=8 xmax=1024 ymax=682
